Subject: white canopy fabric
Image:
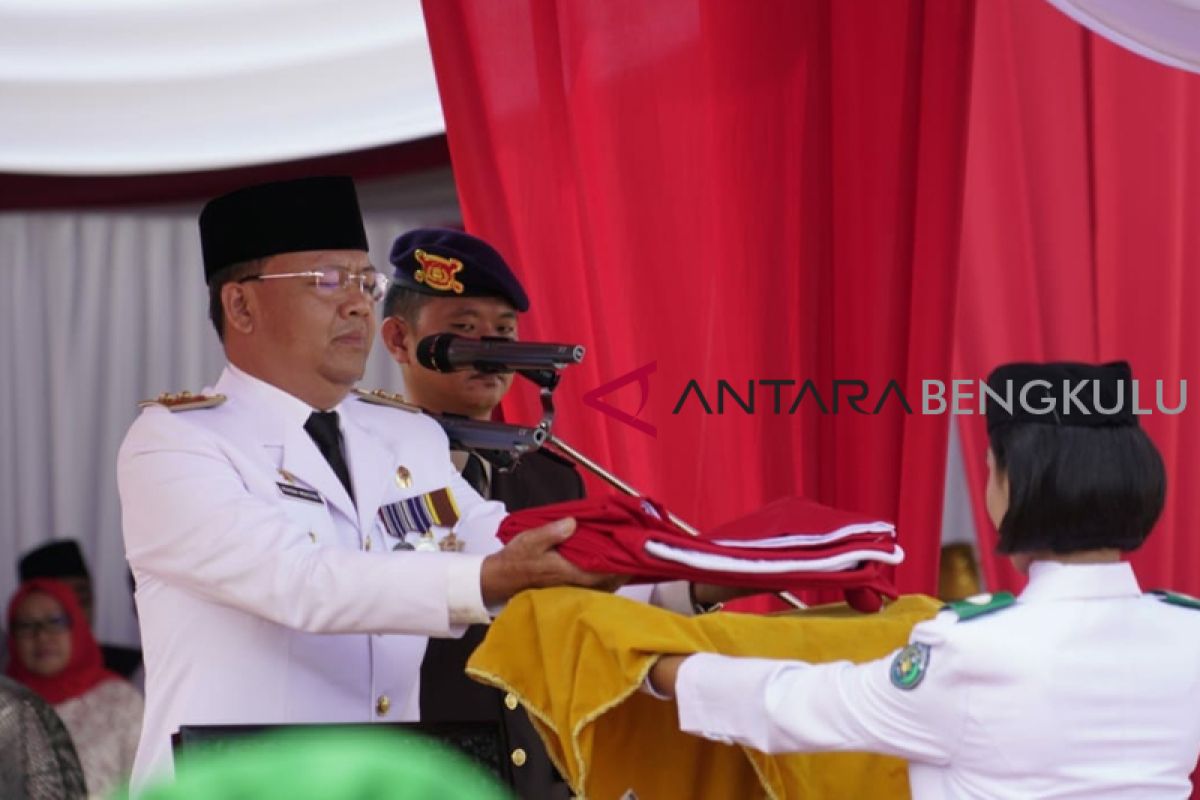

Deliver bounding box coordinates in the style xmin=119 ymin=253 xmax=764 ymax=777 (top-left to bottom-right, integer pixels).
xmin=5 ymin=0 xmax=1199 ymax=176
xmin=0 ymin=0 xmax=444 ymax=175
xmin=1045 ymin=0 xmax=1200 ymax=75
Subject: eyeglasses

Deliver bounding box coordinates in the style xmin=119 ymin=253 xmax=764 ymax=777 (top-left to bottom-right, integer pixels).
xmin=12 ymin=614 xmax=72 ymax=639
xmin=239 ymin=266 xmax=392 ymax=302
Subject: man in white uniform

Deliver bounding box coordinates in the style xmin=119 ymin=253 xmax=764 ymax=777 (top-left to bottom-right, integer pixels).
xmin=118 ymin=176 xmax=623 ymax=786
xmin=647 ymin=361 xmax=1200 ymax=799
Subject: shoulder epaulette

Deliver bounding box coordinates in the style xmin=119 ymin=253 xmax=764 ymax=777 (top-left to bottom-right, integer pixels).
xmin=943 ymin=591 xmax=1016 ymax=621
xmin=353 ymin=388 xmax=423 ymax=414
xmin=138 ymin=391 xmax=225 ymax=412
xmin=1148 ymin=589 xmax=1200 ymax=611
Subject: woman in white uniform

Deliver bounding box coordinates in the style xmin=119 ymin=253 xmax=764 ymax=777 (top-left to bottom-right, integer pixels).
xmin=648 ymin=361 xmax=1200 ymax=799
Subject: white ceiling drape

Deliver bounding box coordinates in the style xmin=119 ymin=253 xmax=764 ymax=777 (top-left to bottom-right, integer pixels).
xmin=5 ymin=0 xmax=1200 ymax=177
xmin=1045 ymin=0 xmax=1200 ymax=75
xmin=0 ymin=0 xmax=444 ymax=175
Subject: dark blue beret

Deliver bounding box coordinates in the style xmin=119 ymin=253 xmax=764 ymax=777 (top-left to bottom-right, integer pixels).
xmin=986 ymin=361 xmax=1136 ymax=433
xmin=199 ymin=176 xmax=368 ymax=282
xmin=388 ymin=228 xmax=529 ymax=312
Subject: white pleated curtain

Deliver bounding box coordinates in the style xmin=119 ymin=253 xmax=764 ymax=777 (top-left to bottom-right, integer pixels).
xmin=0 ymin=174 xmax=460 ymax=646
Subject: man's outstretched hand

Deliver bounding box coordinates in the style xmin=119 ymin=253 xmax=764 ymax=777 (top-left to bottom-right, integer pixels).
xmin=480 ymin=517 xmax=626 ymax=606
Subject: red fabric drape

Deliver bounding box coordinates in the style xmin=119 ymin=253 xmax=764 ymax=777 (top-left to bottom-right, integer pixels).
xmin=423 ymin=0 xmax=975 ymax=595
xmin=955 ymin=0 xmax=1200 ymax=599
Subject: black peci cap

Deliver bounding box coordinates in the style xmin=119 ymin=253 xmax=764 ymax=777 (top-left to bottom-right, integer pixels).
xmin=199 ymin=176 xmax=368 ymax=282
xmin=18 ymin=539 xmax=89 ymax=582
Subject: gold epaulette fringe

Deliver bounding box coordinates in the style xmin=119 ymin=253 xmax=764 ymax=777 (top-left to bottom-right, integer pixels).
xmin=353 ymin=388 xmax=423 ymax=414
xmin=138 ymin=391 xmax=226 ymax=412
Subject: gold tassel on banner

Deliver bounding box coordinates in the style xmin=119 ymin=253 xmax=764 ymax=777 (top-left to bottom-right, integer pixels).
xmin=938 ymin=543 xmax=982 ymax=601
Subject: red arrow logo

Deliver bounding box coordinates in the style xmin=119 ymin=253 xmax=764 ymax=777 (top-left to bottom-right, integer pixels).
xmin=582 ymin=361 xmax=657 ymax=437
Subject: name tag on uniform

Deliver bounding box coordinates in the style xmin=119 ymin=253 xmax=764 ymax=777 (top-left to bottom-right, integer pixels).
xmin=277 ymin=482 xmax=323 ymax=504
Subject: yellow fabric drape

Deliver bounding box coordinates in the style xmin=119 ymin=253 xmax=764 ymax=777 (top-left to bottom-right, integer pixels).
xmin=467 ymin=589 xmax=941 ymax=799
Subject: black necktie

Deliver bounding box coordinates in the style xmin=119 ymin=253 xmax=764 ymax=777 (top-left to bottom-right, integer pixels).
xmin=304 ymin=411 xmax=355 ymax=502
xmin=460 ymin=452 xmax=489 ymax=498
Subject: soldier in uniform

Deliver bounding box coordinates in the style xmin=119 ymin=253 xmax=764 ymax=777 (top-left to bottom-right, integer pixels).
xmin=379 ymin=228 xmax=649 ymax=798
xmin=380 ymin=229 xmax=584 ymax=511
xmin=647 ymin=361 xmax=1200 ymax=798
xmin=117 ymin=178 xmax=626 ymax=788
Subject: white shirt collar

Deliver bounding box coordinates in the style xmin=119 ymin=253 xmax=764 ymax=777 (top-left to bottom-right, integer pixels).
xmin=219 ymin=363 xmax=336 ymax=433
xmin=1018 ymin=560 xmax=1141 ymax=604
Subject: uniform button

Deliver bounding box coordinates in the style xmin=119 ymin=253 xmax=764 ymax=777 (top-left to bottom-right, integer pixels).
xmin=363 ymin=537 xmax=372 ymax=551
xmin=511 ymin=748 xmax=526 ymax=767
xmin=395 ymin=466 xmax=413 ymax=488
xmin=375 ymin=695 xmax=390 ymax=716
xmin=308 ymin=532 xmax=318 ymax=543
xmin=504 ymin=693 xmax=519 ymax=711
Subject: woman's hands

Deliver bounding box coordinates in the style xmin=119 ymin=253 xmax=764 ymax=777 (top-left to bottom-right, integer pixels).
xmin=648 ymin=654 xmax=689 ymax=699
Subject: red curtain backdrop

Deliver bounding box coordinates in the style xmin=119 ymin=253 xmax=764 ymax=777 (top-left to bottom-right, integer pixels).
xmin=955 ymin=0 xmax=1200 ymax=599
xmin=423 ymin=0 xmax=975 ymax=595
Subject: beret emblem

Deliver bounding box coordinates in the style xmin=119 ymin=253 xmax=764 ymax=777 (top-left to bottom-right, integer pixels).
xmin=413 ymin=249 xmax=465 ymax=294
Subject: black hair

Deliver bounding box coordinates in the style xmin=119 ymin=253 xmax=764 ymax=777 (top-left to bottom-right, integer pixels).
xmin=207 ymin=259 xmax=263 ymax=341
xmin=381 ymin=283 xmax=434 ymax=323
xmin=989 ymin=423 xmax=1166 ymax=554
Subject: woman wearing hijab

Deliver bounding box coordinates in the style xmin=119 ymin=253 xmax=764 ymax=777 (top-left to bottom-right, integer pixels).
xmin=646 ymin=361 xmax=1200 ymax=798
xmin=7 ymin=577 xmax=143 ymax=799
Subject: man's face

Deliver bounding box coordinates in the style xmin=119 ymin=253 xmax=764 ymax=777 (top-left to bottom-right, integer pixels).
xmin=383 ymin=296 xmax=519 ymax=418
xmin=237 ymin=250 xmax=376 ymax=392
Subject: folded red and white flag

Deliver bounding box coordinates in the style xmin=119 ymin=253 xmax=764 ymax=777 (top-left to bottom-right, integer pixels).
xmin=497 ymin=495 xmax=902 ymax=612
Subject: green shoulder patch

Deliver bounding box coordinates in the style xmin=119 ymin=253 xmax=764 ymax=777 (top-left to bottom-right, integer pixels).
xmin=138 ymin=391 xmax=226 ymax=412
xmin=353 ymin=388 xmax=423 ymax=414
xmin=1148 ymin=589 xmax=1200 ymax=611
xmin=889 ymin=642 xmax=931 ymax=690
xmin=943 ymin=591 xmax=1016 ymax=621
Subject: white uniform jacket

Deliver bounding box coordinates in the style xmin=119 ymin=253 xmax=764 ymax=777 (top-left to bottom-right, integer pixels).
xmin=675 ymin=561 xmax=1200 ymax=799
xmin=118 ymin=365 xmax=507 ymax=785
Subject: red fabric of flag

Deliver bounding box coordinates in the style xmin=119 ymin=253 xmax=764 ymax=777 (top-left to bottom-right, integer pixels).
xmin=498 ymin=495 xmax=900 ymax=611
